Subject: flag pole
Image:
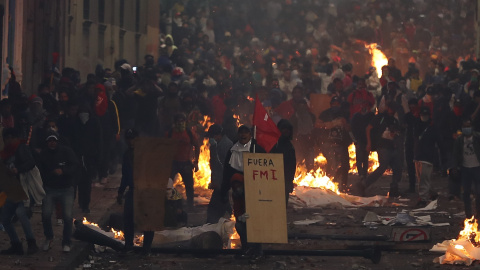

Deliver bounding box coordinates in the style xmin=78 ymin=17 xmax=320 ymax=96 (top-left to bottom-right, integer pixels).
xmin=253 ymin=125 xmax=256 ymax=153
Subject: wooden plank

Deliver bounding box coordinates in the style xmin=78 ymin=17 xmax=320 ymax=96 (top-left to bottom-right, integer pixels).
xmin=0 ymin=162 xmax=28 ymax=203
xmin=243 ymin=153 xmax=288 ymax=243
xmin=309 ymin=93 xmax=332 ymax=118
xmin=134 ymin=137 xmax=177 ymax=232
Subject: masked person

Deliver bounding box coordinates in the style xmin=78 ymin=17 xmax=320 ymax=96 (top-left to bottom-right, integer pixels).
xmin=453 ymin=119 xmax=480 ymax=218
xmin=414 ymin=107 xmax=440 ymax=207
xmin=166 ymin=113 xmax=199 ymax=209
xmin=220 ymin=125 xmax=265 ymax=260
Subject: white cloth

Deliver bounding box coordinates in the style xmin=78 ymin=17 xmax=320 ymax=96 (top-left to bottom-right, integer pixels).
xmin=229 ymin=140 xmax=251 ymax=172
xmin=19 ymin=166 xmax=45 ymax=206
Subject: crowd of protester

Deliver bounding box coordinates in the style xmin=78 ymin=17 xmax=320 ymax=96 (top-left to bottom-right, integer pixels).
xmin=1 ymin=0 xmax=480 ymax=258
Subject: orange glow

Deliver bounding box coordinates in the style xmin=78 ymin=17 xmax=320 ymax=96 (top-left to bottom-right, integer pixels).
xmin=233 ymin=114 xmax=241 ymax=128
xmin=348 ymin=143 xmax=380 ymax=174
xmin=193 ymin=116 xmax=215 ymax=189
xmin=83 ymin=217 xmax=99 ymax=227
xmin=111 ymin=228 xmax=125 ymax=241
xmin=194 ymin=138 xmax=212 ymax=189
xmin=229 ymin=215 xmax=240 ymax=249
xmin=458 ymin=217 xmax=480 ymax=244
xmin=247 ymin=96 xmax=255 ymax=102
xmin=293 ymin=155 xmax=340 ymax=194
xmin=366 ymin=43 xmax=388 ymax=78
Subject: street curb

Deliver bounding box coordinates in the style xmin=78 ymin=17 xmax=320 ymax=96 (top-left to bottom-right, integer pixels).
xmin=54 ymin=202 xmax=117 ymax=270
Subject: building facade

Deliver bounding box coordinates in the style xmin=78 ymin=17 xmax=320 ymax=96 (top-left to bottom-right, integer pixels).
xmin=1 ymin=0 xmax=161 ymax=97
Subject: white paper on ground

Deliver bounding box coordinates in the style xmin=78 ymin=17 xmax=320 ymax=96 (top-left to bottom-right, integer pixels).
xmin=411 ymin=200 xmax=438 ymax=212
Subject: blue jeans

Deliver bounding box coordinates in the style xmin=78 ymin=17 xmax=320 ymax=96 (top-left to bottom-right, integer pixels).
xmin=42 ymin=187 xmax=74 ymax=246
xmin=461 ymin=166 xmax=480 ymax=218
xmin=1 ymin=199 xmax=35 ymax=243
xmin=364 ymin=147 xmax=402 ymax=192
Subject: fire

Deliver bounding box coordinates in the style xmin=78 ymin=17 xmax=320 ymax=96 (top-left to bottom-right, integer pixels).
xmin=293 ymin=156 xmax=340 ymax=194
xmin=247 ymin=96 xmax=255 ymax=102
xmin=194 ymin=138 xmax=212 ymax=189
xmin=233 ymin=114 xmax=241 ymax=128
xmin=192 ymin=116 xmax=215 ymax=189
xmin=111 ymin=228 xmax=125 ymax=241
xmin=348 ymin=143 xmax=380 ymax=174
xmin=459 ymin=217 xmax=480 ymax=244
xmin=229 ymin=214 xmax=240 ymax=249
xmin=83 ymin=217 xmax=99 ymax=227
xmin=366 ymin=43 xmax=388 ymax=78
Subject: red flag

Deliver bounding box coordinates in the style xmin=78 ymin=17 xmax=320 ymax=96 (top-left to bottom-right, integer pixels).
xmin=253 ymin=95 xmax=281 ymax=152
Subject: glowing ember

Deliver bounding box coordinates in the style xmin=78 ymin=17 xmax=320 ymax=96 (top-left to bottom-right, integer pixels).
xmin=83 ymin=217 xmax=99 ymax=227
xmin=111 ymin=228 xmax=125 ymax=241
xmin=247 ymin=96 xmax=255 ymax=102
xmin=458 ymin=217 xmax=480 ymax=244
xmin=365 ymin=43 xmax=388 ymax=78
xmin=233 ymin=114 xmax=241 ymax=128
xmin=134 ymin=234 xmax=144 ymax=246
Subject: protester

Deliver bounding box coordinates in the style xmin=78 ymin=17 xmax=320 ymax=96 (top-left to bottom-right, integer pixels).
xmin=0 ymin=128 xmax=41 ymax=255
xmin=453 ymin=119 xmax=480 ymax=219
xmin=206 ymin=124 xmax=233 ymax=224
xmin=38 ymin=130 xmax=78 ymax=252
xmin=220 ymin=125 xmax=265 ymax=260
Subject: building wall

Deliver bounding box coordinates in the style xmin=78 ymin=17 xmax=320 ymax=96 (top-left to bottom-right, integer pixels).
xmin=65 ymin=0 xmax=160 ymax=81
xmin=0 ymin=0 xmax=160 ymax=97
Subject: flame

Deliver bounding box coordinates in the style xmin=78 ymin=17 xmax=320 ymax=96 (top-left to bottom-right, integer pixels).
xmin=229 ymin=214 xmax=240 ymax=249
xmin=348 ymin=143 xmax=380 ymax=174
xmin=293 ymin=156 xmax=340 ymax=194
xmin=233 ymin=114 xmax=241 ymax=128
xmin=83 ymin=217 xmax=99 ymax=227
xmin=458 ymin=217 xmax=480 ymax=244
xmin=192 ymin=116 xmax=215 ymax=189
xmin=247 ymin=96 xmax=255 ymax=102
xmin=194 ymin=138 xmax=212 ymax=189
xmin=111 ymin=228 xmax=125 ymax=241
xmin=366 ymin=43 xmax=388 ymax=78
xmin=134 ymin=234 xmax=144 ymax=246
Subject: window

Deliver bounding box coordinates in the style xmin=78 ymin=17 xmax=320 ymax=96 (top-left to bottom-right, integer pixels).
xmin=98 ymin=25 xmax=106 ymax=60
xmin=83 ymin=0 xmax=90 ymax=20
xmin=119 ymin=0 xmax=125 ymax=28
xmin=98 ymin=0 xmax=105 ymax=23
xmin=135 ymin=0 xmax=140 ymax=32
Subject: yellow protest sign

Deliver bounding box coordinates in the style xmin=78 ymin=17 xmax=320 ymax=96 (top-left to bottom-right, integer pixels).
xmin=243 ymin=153 xmax=287 ymax=243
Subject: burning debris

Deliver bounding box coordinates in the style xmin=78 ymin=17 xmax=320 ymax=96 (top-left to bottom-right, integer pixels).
xmin=432 ymin=217 xmax=480 ymax=266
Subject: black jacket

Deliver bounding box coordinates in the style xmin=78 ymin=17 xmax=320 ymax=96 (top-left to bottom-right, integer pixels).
xmin=271 ymin=137 xmax=297 ymax=194
xmin=38 ymin=145 xmax=79 ymax=189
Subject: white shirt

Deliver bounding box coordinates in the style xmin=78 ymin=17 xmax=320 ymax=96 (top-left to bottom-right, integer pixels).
xmin=463 ymin=136 xmax=480 ymax=168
